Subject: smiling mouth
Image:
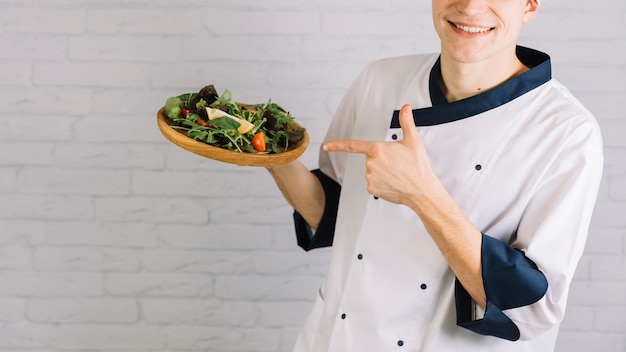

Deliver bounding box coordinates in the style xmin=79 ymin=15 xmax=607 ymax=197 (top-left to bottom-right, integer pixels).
xmin=450 ymin=21 xmax=494 ymax=34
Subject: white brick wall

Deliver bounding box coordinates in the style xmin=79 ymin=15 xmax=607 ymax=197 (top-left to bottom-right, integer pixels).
xmin=0 ymin=0 xmax=623 ymax=351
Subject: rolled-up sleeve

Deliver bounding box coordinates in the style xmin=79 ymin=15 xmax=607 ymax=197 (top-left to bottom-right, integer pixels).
xmin=294 ymin=169 xmax=341 ymax=251
xmin=455 ymin=120 xmax=603 ymax=341
xmin=456 ymin=234 xmax=548 ymax=341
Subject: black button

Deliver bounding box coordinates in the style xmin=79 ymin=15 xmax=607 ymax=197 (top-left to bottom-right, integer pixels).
xmin=475 ymin=164 xmax=482 ymax=171
xmin=373 ymin=196 xmax=379 ymax=200
xmin=420 ymin=283 xmax=427 ymax=290
xmin=341 ymin=313 xmax=346 ymax=319
xmin=391 ymin=134 xmax=398 ymax=140
xmin=397 ymin=340 xmax=404 ymax=347
xmin=357 ymin=254 xmax=364 ymax=260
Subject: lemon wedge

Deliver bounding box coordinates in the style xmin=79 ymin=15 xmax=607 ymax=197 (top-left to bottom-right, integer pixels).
xmin=205 ymin=107 xmax=255 ymax=134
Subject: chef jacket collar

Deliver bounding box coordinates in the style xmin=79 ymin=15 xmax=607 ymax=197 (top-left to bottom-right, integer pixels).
xmin=390 ymin=46 xmax=551 ymax=128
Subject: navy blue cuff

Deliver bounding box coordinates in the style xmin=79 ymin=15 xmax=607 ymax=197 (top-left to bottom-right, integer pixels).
xmin=456 ymin=233 xmax=549 ymax=341
xmin=294 ymin=169 xmax=341 ymax=251
xmin=456 ymin=284 xmax=520 ymax=341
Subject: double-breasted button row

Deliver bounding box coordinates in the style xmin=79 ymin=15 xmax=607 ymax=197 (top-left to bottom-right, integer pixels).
xmin=343 ymin=251 xmax=428 ymax=348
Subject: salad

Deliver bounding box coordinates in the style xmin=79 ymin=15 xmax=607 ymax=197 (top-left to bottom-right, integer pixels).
xmin=163 ymin=85 xmax=305 ymax=154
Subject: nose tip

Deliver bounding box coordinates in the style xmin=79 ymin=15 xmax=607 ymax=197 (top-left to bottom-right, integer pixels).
xmin=455 ymin=0 xmax=489 ymax=15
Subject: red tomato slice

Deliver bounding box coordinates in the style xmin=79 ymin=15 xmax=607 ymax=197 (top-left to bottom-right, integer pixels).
xmin=252 ymin=131 xmax=266 ymax=152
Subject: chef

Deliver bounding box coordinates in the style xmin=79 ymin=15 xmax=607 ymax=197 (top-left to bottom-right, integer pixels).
xmin=266 ymin=0 xmax=603 ymax=351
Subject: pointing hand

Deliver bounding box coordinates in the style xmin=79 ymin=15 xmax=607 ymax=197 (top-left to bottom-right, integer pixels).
xmin=323 ymin=104 xmax=435 ymax=205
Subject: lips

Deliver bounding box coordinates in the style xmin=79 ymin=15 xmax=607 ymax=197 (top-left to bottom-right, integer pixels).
xmin=450 ymin=21 xmax=494 ymax=34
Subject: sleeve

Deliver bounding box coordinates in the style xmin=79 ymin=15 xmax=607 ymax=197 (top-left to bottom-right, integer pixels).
xmin=318 ymin=62 xmax=371 ymax=185
xmin=294 ymin=169 xmax=342 ymax=251
xmin=292 ymin=63 xmax=372 ymax=251
xmin=455 ymin=235 xmax=548 ymax=341
xmin=455 ymin=119 xmax=604 ymax=341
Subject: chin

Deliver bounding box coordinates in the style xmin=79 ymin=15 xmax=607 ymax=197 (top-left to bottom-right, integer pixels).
xmin=444 ymin=46 xmax=489 ymax=64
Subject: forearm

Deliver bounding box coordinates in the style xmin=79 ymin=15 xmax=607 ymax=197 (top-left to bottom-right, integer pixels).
xmin=266 ymin=160 xmax=325 ymax=229
xmin=407 ymin=181 xmax=486 ymax=308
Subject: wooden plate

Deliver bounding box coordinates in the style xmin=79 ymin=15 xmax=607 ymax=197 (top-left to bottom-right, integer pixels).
xmin=156 ymin=107 xmax=309 ymax=167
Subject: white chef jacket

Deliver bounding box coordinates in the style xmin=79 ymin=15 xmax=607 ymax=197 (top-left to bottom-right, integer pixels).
xmin=292 ymin=47 xmax=603 ymax=352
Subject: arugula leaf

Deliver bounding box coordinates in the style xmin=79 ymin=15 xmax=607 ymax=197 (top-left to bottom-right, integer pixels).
xmin=271 ymin=130 xmax=290 ymax=152
xmin=207 ymin=116 xmax=241 ymax=131
xmin=210 ymin=89 xmax=241 ymax=116
xmin=265 ymin=100 xmax=295 ymax=128
xmin=188 ymin=128 xmax=210 ymax=142
xmin=177 ymin=93 xmax=197 ymax=107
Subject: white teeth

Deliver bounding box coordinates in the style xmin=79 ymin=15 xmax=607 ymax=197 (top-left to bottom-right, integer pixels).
xmin=454 ymin=23 xmax=492 ymax=33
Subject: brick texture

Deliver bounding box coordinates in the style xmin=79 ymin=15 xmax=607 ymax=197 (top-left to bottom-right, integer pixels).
xmin=0 ymin=1 xmax=623 ymax=351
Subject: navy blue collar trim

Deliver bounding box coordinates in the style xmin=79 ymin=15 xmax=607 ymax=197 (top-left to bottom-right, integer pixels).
xmin=390 ymin=46 xmax=551 ymax=128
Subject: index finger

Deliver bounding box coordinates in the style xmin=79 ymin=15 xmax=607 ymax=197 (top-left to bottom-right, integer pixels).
xmin=323 ymin=139 xmax=374 ymax=154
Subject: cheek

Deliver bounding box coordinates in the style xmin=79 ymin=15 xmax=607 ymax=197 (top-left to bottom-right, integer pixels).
xmin=499 ymin=9 xmax=526 ymax=36
xmin=505 ymin=18 xmax=525 ymax=38
xmin=431 ymin=11 xmax=446 ymax=39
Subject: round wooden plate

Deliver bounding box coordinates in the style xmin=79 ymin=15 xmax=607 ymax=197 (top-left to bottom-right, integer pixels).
xmin=156 ymin=107 xmax=309 ymax=167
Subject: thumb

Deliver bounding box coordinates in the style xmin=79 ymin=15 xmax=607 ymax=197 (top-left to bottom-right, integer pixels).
xmin=399 ymin=104 xmax=417 ymax=141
